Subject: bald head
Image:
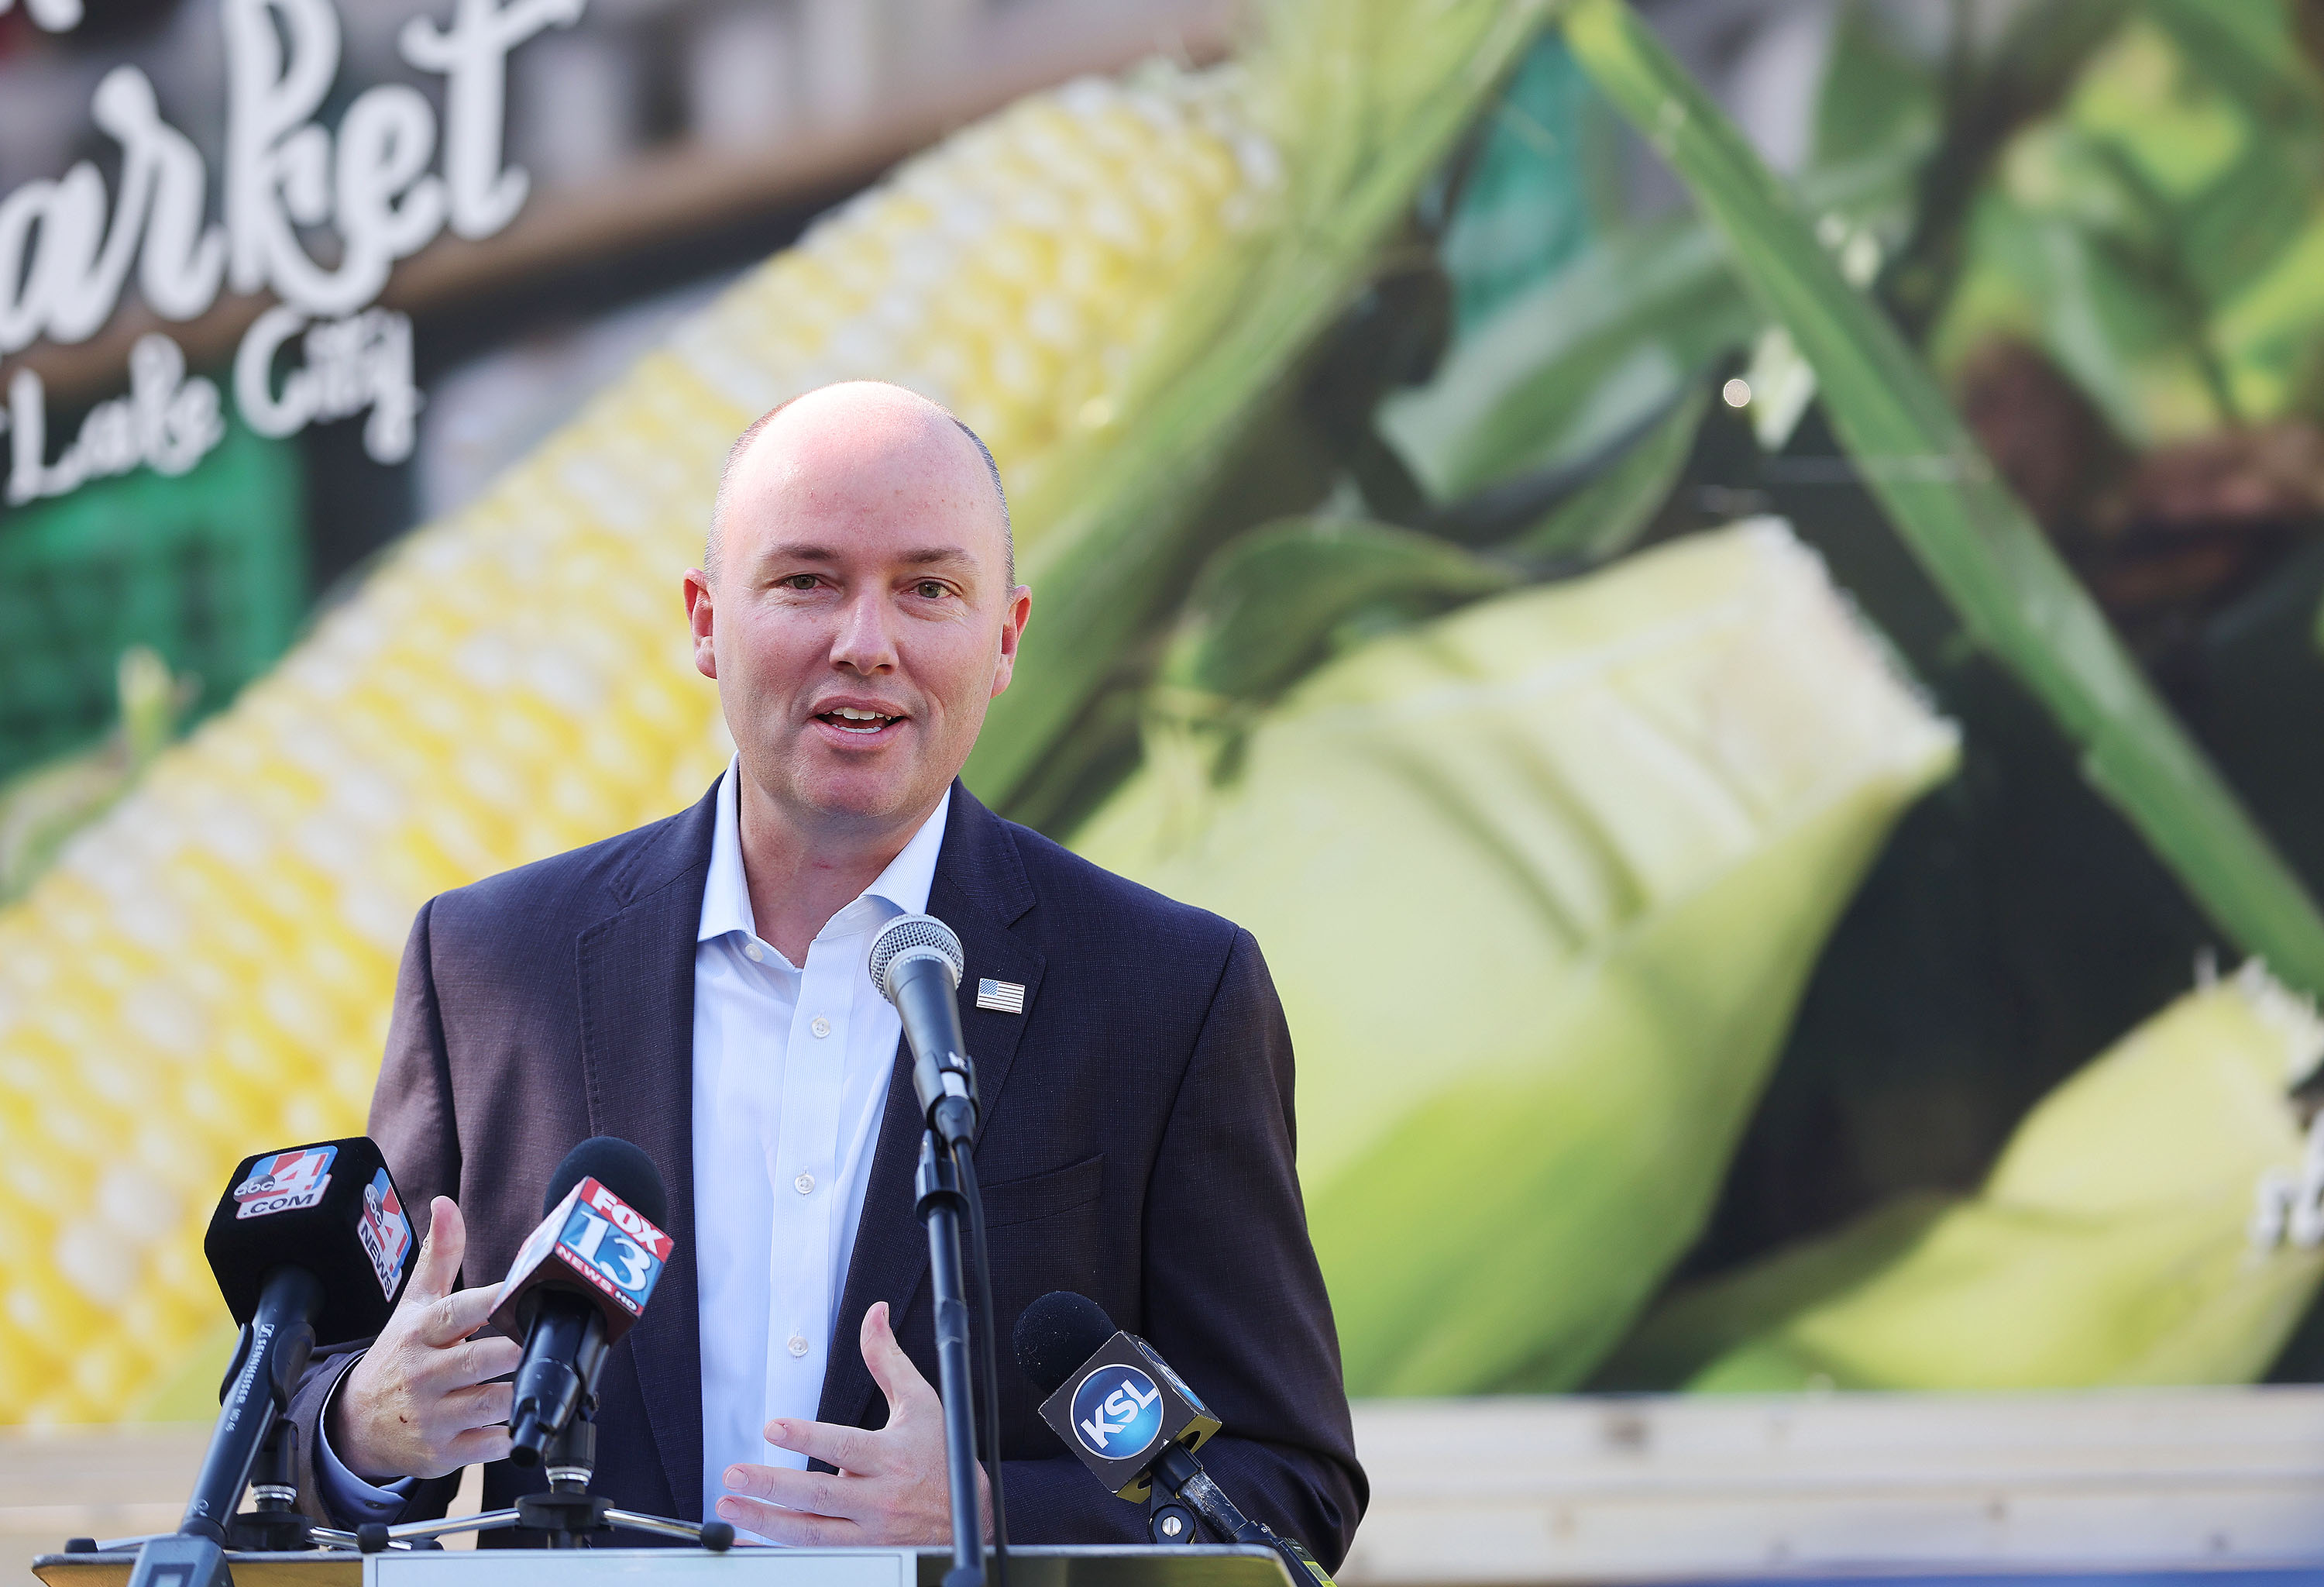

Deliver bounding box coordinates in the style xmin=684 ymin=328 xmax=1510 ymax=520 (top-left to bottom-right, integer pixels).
xmin=705 ymin=382 xmax=1013 ymax=589
xmin=682 ymin=377 xmax=1033 ymax=852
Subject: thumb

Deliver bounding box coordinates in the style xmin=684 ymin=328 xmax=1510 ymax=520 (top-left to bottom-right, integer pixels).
xmin=406 ymin=1195 xmax=466 ymax=1306
xmin=861 ymin=1301 xmax=933 ymax=1417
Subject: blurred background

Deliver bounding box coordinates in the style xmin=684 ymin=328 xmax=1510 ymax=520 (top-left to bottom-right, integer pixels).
xmin=13 ymin=0 xmax=2324 ymax=1579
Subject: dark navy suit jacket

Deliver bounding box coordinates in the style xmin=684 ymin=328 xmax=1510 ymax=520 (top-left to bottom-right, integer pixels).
xmin=288 ymin=777 xmax=1366 ymax=1564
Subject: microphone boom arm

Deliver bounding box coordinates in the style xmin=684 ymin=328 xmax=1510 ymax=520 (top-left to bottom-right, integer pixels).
xmin=1150 ymin=1445 xmax=1336 ymax=1587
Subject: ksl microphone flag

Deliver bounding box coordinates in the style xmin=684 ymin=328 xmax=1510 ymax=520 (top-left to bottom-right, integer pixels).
xmin=1016 ymin=1292 xmax=1338 ymax=1586
xmin=1035 ymin=1330 xmax=1220 ymax=1501
xmin=487 ymin=1173 xmax=671 ymax=1344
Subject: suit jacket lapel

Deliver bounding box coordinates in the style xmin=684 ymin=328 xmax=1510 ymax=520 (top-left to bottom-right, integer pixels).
xmin=577 ymin=780 xmax=719 ymax=1520
xmin=817 ymin=783 xmax=1046 ymax=1430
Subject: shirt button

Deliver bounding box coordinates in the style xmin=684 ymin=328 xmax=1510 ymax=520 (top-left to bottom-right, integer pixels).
xmin=744 ymin=942 xmax=763 ymax=963
xmin=810 ymin=1017 xmax=832 ymax=1038
xmin=793 ymin=1172 xmax=815 ymax=1196
xmin=788 ymin=1334 xmax=809 ymax=1358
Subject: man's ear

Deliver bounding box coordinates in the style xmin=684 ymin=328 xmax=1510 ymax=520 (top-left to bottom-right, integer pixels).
xmin=990 ymin=584 xmax=1032 ymax=698
xmin=685 ymin=570 xmax=718 ymax=680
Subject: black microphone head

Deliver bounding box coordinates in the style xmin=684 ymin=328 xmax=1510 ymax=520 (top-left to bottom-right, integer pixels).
xmin=868 ymin=913 xmax=964 ymax=1002
xmin=204 ymin=1138 xmax=415 ymax=1347
xmin=544 ymin=1136 xmax=667 ymax=1227
xmin=1016 ymin=1290 xmax=1118 ymax=1397
xmin=1021 ymin=1293 xmax=1224 ymax=1500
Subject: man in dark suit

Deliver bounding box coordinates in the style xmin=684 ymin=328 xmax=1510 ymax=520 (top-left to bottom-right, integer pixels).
xmin=287 ymin=380 xmax=1365 ymax=1561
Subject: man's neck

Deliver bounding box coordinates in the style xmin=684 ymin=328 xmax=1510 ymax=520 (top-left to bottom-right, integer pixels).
xmin=736 ymin=776 xmax=940 ymax=966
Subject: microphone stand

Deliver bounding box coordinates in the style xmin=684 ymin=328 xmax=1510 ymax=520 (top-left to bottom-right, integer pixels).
xmin=918 ymin=1129 xmax=986 ymax=1587
xmin=118 ymin=1268 xmax=323 ymax=1587
xmin=225 ymin=1414 xmax=322 ymax=1552
xmin=874 ymin=920 xmax=1009 ymax=1587
xmin=346 ymin=1413 xmax=734 ymax=1554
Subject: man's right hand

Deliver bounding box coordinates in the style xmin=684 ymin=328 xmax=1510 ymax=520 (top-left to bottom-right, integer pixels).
xmin=331 ymin=1196 xmax=521 ymax=1482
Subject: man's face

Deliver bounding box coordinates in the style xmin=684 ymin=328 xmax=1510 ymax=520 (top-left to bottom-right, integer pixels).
xmin=684 ymin=392 xmax=1029 ymax=837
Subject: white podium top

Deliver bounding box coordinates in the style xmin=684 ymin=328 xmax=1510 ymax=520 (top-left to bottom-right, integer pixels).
xmin=31 ymin=1542 xmax=1297 ymax=1587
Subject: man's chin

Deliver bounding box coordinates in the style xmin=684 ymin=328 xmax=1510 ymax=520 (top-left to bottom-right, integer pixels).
xmin=778 ymin=765 xmax=944 ymax=832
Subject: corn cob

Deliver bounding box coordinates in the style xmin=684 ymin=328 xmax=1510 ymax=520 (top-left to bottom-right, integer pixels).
xmin=0 ymin=0 xmax=1549 ymax=1422
xmin=1669 ymin=962 xmax=2324 ymax=1392
xmin=1073 ymin=519 xmax=1960 ymax=1395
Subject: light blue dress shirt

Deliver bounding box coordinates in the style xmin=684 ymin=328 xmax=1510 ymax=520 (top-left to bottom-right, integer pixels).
xmin=692 ymin=759 xmax=947 ymax=1537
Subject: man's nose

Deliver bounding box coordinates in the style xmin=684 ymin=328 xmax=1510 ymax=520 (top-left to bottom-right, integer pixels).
xmin=829 ymin=587 xmax=899 ymax=674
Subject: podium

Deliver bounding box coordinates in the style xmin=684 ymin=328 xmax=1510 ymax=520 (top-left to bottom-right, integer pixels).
xmin=29 ymin=1544 xmax=1301 ymax=1587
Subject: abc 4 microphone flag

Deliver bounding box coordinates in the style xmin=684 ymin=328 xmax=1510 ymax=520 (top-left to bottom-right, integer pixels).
xmin=488 ymin=1174 xmax=672 ymax=1343
xmin=204 ymin=1138 xmax=415 ymax=1346
xmin=1037 ymin=1331 xmax=1221 ymax=1501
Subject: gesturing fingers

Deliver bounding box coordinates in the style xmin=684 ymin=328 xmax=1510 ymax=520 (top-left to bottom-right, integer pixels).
xmin=404 ymin=1196 xmax=467 ymax=1308
xmin=427 ymin=1379 xmax=511 ymax=1439
xmin=715 ymin=1494 xmax=861 ymax=1547
xmin=447 ymin=1422 xmax=515 ymax=1468
xmin=332 ymin=1194 xmax=514 ymax=1484
xmin=417 ymin=1282 xmax=504 ymax=1351
xmin=740 ymin=1303 xmax=973 ymax=1546
xmin=765 ymin=1417 xmax=880 ymax=1475
xmin=443 ymin=1325 xmax=521 ymax=1386
xmin=724 ymin=1461 xmax=856 ymax=1516
xmin=860 ymin=1302 xmax=939 ymax=1422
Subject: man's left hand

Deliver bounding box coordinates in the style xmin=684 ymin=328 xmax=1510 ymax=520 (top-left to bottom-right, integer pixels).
xmin=717 ymin=1300 xmax=992 ymax=1545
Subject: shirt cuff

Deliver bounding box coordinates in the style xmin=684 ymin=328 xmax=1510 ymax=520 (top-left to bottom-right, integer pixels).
xmin=315 ymin=1356 xmax=419 ymax=1524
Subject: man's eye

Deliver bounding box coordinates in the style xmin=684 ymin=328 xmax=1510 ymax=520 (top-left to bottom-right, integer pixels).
xmin=916 ymin=580 xmax=949 ymax=600
xmin=781 ymin=574 xmax=820 ymax=591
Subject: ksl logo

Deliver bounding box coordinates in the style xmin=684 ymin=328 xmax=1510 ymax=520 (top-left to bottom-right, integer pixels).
xmin=1071 ymin=1364 xmax=1164 ymax=1459
xmin=553 ymin=1176 xmax=669 ymax=1317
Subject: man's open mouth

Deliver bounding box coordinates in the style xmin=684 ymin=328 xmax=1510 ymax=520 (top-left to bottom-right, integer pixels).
xmin=816 ymin=706 xmax=904 ymax=735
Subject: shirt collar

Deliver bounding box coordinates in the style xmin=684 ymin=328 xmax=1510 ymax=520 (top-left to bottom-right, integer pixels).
xmin=696 ymin=756 xmax=951 ymax=947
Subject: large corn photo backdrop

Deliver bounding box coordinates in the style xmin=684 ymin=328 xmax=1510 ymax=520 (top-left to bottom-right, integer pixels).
xmin=0 ymin=0 xmax=1554 ymax=1422
xmin=11 ymin=0 xmax=2324 ymax=1425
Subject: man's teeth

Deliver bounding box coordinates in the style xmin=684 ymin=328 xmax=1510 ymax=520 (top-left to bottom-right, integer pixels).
xmin=823 ymin=707 xmax=896 ymax=732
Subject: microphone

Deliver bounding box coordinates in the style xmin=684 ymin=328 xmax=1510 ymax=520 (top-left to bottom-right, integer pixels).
xmin=136 ymin=1138 xmax=415 ymax=1580
xmin=486 ymin=1137 xmax=672 ymax=1466
xmin=1013 ymin=1292 xmax=1335 ymax=1585
xmin=868 ymin=913 xmax=977 ymax=1146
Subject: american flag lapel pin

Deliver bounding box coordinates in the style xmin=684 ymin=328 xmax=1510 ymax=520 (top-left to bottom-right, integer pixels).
xmin=976 ymin=978 xmax=1026 ymax=1014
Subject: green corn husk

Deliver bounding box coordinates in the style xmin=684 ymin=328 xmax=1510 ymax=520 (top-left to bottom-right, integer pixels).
xmin=1590 ymin=1192 xmax=1956 ymax=1392
xmin=1509 ymin=381 xmax=1709 ymax=562
xmin=1563 ymin=0 xmax=2324 ymax=998
xmin=964 ymin=0 xmax=1557 ymax=813
xmin=1380 ymin=2 xmax=1937 ymax=520
xmin=1161 ymin=517 xmax=1521 ymax=711
xmin=1928 ymin=10 xmax=2324 ymax=442
xmin=1924 ymin=11 xmax=2324 ymax=446
xmin=1380 ymin=215 xmax=1750 ymax=504
xmin=1073 ymin=520 xmax=1959 ymax=1394
xmin=1662 ymin=963 xmax=2324 ymax=1392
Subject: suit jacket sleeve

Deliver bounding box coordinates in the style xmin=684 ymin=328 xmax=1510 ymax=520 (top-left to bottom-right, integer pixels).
xmin=289 ymin=898 xmax=467 ymax=1527
xmin=999 ymin=928 xmax=1368 ymax=1566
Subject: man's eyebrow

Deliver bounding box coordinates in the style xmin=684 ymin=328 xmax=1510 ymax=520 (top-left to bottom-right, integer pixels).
xmin=759 ymin=544 xmax=978 ymax=567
